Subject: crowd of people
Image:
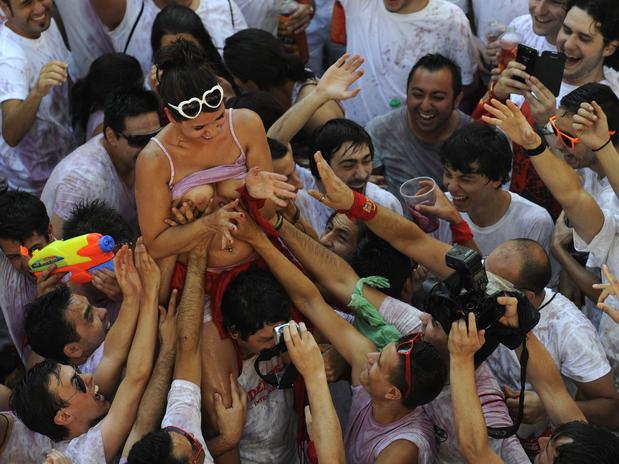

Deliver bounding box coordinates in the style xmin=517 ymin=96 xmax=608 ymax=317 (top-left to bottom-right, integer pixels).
xmin=0 ymin=0 xmax=619 ymax=463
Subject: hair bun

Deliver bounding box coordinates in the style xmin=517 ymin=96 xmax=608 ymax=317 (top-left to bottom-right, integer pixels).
xmin=155 ymin=39 xmax=207 ymax=72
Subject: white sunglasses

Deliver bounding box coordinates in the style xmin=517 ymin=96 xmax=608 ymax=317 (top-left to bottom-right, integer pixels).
xmin=167 ymin=84 xmax=224 ymax=119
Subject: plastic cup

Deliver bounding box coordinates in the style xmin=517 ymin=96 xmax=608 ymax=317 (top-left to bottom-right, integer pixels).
xmin=497 ymin=29 xmax=522 ymax=72
xmin=400 ymin=177 xmax=440 ymax=233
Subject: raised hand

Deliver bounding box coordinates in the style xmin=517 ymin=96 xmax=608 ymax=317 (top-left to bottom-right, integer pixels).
xmin=523 ymin=76 xmax=556 ymax=126
xmin=113 ymin=244 xmax=142 ymax=299
xmin=203 ymin=199 xmax=244 ymax=250
xmin=571 ymin=101 xmax=616 ymax=151
xmin=36 ymin=263 xmax=67 ymax=296
xmin=164 ymin=199 xmax=198 ymax=228
xmin=158 ymin=289 xmax=177 ymax=349
xmin=315 ymin=53 xmax=364 ymax=101
xmin=492 ymin=60 xmax=531 ymax=101
xmin=307 ymin=151 xmax=354 ymax=210
xmin=482 ymin=98 xmax=542 ymax=150
xmin=283 ymin=321 xmax=325 ymax=379
xmin=214 ymin=374 xmax=249 ymax=447
xmin=134 ymin=237 xmax=161 ymax=298
xmin=246 ymin=166 xmax=297 ymax=208
xmin=285 ymin=2 xmax=313 ymax=34
xmin=592 ymin=265 xmax=619 ymax=324
xmin=230 ymin=208 xmax=265 ymax=246
xmin=448 ymin=313 xmax=485 ymax=361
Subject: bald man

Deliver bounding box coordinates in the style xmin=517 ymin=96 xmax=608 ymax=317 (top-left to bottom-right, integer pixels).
xmin=484 ymin=239 xmax=619 ymax=450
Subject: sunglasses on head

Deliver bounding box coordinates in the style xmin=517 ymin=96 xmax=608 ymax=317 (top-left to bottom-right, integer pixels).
xmin=117 ymin=128 xmax=162 ymax=148
xmin=164 ymin=426 xmax=205 ymax=464
xmin=396 ymin=332 xmax=423 ymax=399
xmin=168 ymin=83 xmax=224 ymax=119
xmin=549 ymin=115 xmax=616 ymax=150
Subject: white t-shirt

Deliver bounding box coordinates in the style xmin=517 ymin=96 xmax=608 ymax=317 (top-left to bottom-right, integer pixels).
xmin=56 ymin=421 xmax=105 ymax=464
xmin=580 ymin=168 xmax=619 ymax=215
xmin=238 ymin=353 xmax=298 ymax=463
xmin=339 ymin=0 xmax=477 ymax=125
xmin=0 ymin=252 xmax=37 ymax=363
xmin=0 ymin=20 xmax=75 ymax=195
xmin=78 ymin=342 xmax=106 ymax=375
xmin=0 ymin=412 xmax=54 ymax=463
xmin=40 ymin=134 xmax=138 ymax=232
xmin=54 ymin=0 xmax=115 ymax=79
xmin=509 ymin=14 xmax=556 ymax=54
xmin=574 ymin=210 xmax=619 ymax=389
xmin=106 ymin=0 xmax=160 ymax=76
xmin=424 ymin=363 xmax=529 ymax=464
xmin=472 ymin=0 xmax=528 ymax=45
xmin=296 ymin=166 xmax=404 ymax=236
xmin=195 ymin=0 xmax=248 ymax=52
xmin=234 ymin=0 xmax=281 ymax=34
xmin=435 ymin=191 xmax=554 ymax=258
xmin=161 ymin=380 xmax=214 ymax=463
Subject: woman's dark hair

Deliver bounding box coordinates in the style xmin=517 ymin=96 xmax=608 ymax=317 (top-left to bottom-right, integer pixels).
xmin=226 ymin=91 xmax=287 ymax=130
xmin=156 ymin=39 xmax=220 ymax=121
xmin=223 ymin=28 xmax=313 ymax=90
xmin=70 ymin=53 xmax=143 ymax=131
xmin=151 ymin=5 xmax=235 ymax=87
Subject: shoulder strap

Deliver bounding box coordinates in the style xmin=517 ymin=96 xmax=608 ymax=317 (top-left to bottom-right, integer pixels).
xmin=123 ymin=0 xmax=145 ymax=53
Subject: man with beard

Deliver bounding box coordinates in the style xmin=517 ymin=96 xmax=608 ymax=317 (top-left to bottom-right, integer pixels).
xmin=366 ymin=54 xmax=470 ymax=204
xmin=297 ymin=118 xmax=403 ymax=236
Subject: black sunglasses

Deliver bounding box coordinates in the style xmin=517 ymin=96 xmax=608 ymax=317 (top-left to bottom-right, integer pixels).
xmin=117 ymin=128 xmax=162 ymax=148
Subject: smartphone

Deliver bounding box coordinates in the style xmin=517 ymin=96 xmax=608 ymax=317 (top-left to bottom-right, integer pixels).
xmin=514 ymin=44 xmax=538 ymax=84
xmin=535 ymin=51 xmax=566 ymax=97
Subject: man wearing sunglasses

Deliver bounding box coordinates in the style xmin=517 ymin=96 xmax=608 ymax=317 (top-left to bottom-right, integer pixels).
xmin=41 ymin=87 xmax=161 ymax=238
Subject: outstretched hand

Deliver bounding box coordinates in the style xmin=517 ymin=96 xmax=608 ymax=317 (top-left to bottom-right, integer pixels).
xmin=448 ymin=313 xmax=485 ymax=361
xmin=213 ymin=374 xmax=249 ymax=447
xmin=246 ymin=166 xmax=297 ymax=208
xmin=482 ymin=98 xmax=542 ymax=150
xmin=114 ymin=244 xmax=142 ymax=299
xmin=283 ymin=321 xmax=325 ymax=379
xmin=230 ymin=207 xmax=265 ymax=245
xmin=315 ymin=53 xmax=364 ymax=101
xmin=571 ymin=101 xmax=616 ymax=151
xmin=134 ymin=237 xmax=160 ymax=297
xmin=202 ymin=199 xmax=244 ymax=251
xmin=308 ymin=151 xmax=354 ymax=210
xmin=592 ymin=265 xmax=619 ymax=324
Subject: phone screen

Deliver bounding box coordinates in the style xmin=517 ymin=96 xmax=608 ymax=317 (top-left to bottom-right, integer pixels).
xmin=534 ymin=52 xmax=566 ymax=96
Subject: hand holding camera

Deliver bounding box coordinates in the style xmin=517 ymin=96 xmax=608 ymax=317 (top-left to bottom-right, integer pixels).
xmin=281 ymin=321 xmax=326 ymax=381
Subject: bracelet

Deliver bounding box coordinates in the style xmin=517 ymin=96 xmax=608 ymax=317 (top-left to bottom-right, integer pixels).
xmin=338 ymin=191 xmax=378 ymax=221
xmin=450 ymin=220 xmax=474 ymax=245
xmin=592 ymin=138 xmax=613 ymax=152
xmin=524 ymin=136 xmax=548 ymax=157
xmin=273 ymin=214 xmax=284 ymax=230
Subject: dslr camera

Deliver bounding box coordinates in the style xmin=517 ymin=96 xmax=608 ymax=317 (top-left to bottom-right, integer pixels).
xmin=422 ymin=246 xmax=539 ymax=364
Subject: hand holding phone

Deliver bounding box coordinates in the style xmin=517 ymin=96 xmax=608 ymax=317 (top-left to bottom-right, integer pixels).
xmin=514 ymin=44 xmax=566 ymax=96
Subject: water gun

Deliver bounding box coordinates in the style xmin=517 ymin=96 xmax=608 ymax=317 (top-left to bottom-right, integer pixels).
xmin=26 ymin=233 xmax=116 ymax=284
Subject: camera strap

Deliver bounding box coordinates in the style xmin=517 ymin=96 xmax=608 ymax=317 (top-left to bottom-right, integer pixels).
xmin=254 ymin=346 xmax=299 ymax=390
xmin=487 ymin=337 xmax=529 ymax=439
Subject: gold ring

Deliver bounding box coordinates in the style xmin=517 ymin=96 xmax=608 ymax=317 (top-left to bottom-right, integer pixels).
xmin=319 ymin=194 xmax=325 ymax=202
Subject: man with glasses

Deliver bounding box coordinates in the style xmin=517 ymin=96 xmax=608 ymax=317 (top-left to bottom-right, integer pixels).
xmin=41 ymin=87 xmax=161 ymax=238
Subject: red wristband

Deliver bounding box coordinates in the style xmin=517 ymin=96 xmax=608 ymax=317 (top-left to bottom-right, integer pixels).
xmin=338 ymin=191 xmax=378 ymax=221
xmin=450 ymin=220 xmax=473 ymax=245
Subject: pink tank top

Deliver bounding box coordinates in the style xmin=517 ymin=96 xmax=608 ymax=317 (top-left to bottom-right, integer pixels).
xmin=151 ymin=108 xmax=248 ymax=200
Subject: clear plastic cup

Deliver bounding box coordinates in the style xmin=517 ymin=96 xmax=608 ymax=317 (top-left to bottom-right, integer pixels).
xmin=400 ymin=177 xmax=440 ymax=233
xmin=497 ymin=29 xmax=523 ymax=72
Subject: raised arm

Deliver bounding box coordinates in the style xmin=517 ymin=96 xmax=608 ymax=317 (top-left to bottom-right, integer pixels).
xmin=173 ymin=235 xmax=211 ymax=384
xmin=100 ymin=242 xmax=160 ymax=462
xmin=482 ymin=99 xmax=604 ymax=243
xmin=121 ymin=293 xmax=177 ymax=458
xmin=233 ymin=215 xmax=375 ymax=384
xmin=284 ymin=322 xmax=345 ymax=464
xmin=90 ymin=0 xmax=126 ymax=29
xmin=448 ymin=313 xmax=504 ymax=464
xmin=309 ymin=151 xmax=455 ymax=278
xmin=267 ymin=54 xmax=363 ymax=145
xmin=93 ymin=245 xmax=142 ymax=398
